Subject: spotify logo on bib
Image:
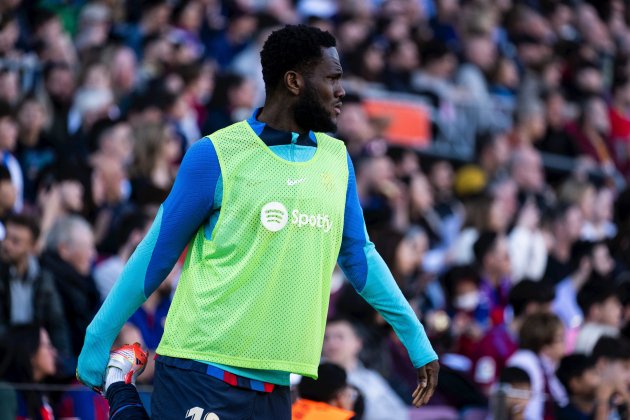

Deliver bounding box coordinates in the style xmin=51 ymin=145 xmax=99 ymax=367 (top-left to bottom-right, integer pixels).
xmin=260 ymin=202 xmax=289 ymax=232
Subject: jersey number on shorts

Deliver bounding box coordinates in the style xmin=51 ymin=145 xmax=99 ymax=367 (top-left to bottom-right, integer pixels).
xmin=185 ymin=407 xmax=220 ymax=420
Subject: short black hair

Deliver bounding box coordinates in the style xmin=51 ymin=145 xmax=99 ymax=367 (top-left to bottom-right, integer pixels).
xmin=4 ymin=213 xmax=41 ymax=242
xmin=592 ymin=336 xmax=630 ymax=361
xmin=421 ymin=39 xmax=452 ymax=65
xmin=473 ymin=230 xmax=499 ymax=265
xmin=260 ymin=24 xmax=336 ymax=94
xmin=509 ymin=279 xmax=555 ymax=318
xmin=0 ymin=100 xmax=14 ymax=120
xmin=441 ymin=264 xmax=480 ymax=302
xmin=519 ymin=312 xmax=563 ymax=353
xmin=0 ymin=165 xmax=11 ymax=182
xmin=298 ymin=362 xmax=348 ymax=402
xmin=115 ymin=210 xmax=150 ymax=249
xmin=556 ymin=354 xmax=596 ymax=395
xmin=576 ymin=277 xmax=618 ymax=315
xmin=498 ymin=366 xmax=530 ymax=385
xmin=569 ymin=240 xmax=596 ymax=272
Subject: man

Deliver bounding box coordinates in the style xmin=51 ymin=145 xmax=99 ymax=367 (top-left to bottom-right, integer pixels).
xmin=556 ymin=354 xmax=614 ymax=420
xmin=322 ymin=316 xmax=408 ymax=420
xmin=574 ymin=279 xmax=622 ymax=354
xmin=553 ymin=240 xmax=615 ymax=330
xmin=473 ymin=279 xmax=555 ymax=393
xmin=0 ymin=100 xmax=22 ymax=211
xmin=77 ymin=25 xmax=438 ymax=419
xmin=292 ymin=362 xmax=357 ymax=420
xmin=507 ymin=312 xmax=568 ymax=420
xmin=41 ymin=215 xmax=100 ymax=357
xmin=0 ymin=166 xmax=16 ymax=240
xmin=0 ymin=213 xmax=70 ymax=359
xmin=472 ymin=231 xmax=512 ymax=320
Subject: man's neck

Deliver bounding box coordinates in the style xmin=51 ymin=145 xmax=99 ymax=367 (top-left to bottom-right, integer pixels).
xmin=14 ymin=257 xmax=30 ymax=278
xmin=571 ymin=395 xmax=595 ymax=414
xmin=483 ymin=271 xmax=501 ymax=286
xmin=257 ymin=100 xmax=306 ymax=134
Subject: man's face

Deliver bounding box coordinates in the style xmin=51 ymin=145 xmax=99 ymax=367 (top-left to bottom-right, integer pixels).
xmin=59 ymin=226 xmax=95 ymax=276
xmin=1 ymin=223 xmax=34 ymax=265
xmin=322 ymin=321 xmax=362 ymax=367
xmin=591 ymin=243 xmax=614 ymax=277
xmin=600 ymin=296 xmax=622 ymax=327
xmin=293 ymin=47 xmax=345 ymax=133
xmin=571 ymin=367 xmax=600 ymax=399
xmin=488 ymin=236 xmax=512 ymax=278
xmin=0 ymin=116 xmax=17 ymax=151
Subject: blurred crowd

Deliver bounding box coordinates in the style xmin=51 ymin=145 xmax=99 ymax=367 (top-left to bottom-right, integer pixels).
xmin=0 ymin=0 xmax=630 ymax=419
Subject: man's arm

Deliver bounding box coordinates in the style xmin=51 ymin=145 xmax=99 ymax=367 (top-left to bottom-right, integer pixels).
xmin=77 ymin=138 xmax=220 ymax=390
xmin=337 ymin=154 xmax=439 ymax=406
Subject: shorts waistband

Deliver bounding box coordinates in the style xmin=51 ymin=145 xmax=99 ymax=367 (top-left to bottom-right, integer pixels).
xmin=155 ymin=355 xmax=276 ymax=393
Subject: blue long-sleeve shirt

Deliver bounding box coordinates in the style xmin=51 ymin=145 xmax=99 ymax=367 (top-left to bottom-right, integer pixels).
xmin=78 ymin=111 xmax=437 ymax=389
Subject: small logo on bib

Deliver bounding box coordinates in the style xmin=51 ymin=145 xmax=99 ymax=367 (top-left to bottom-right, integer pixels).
xmin=260 ymin=202 xmax=289 ymax=232
xmin=287 ymin=178 xmax=305 ymax=186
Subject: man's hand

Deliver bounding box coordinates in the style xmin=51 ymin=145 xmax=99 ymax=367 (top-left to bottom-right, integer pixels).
xmin=412 ymin=359 xmax=439 ymax=407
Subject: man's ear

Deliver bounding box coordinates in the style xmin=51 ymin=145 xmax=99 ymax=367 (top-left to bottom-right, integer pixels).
xmin=284 ymin=70 xmax=303 ymax=96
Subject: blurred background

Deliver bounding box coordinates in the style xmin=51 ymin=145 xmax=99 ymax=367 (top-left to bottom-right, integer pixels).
xmin=1 ymin=0 xmax=630 ymax=419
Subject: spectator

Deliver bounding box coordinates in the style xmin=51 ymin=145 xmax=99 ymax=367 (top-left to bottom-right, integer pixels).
xmin=0 ymin=100 xmax=23 ymax=211
xmin=130 ymin=121 xmax=180 ymax=206
xmin=473 ymin=131 xmax=511 ymax=184
xmin=0 ymin=166 xmax=16 ymax=239
xmin=90 ymin=155 xmax=134 ymax=253
xmin=94 ymin=210 xmax=150 ymax=300
xmin=202 ymin=72 xmax=256 ymax=134
xmin=508 ymin=196 xmax=547 ymax=282
xmin=556 ymin=354 xmax=613 ymax=420
xmin=537 ymin=89 xmax=580 ymax=158
xmin=383 ymin=38 xmax=419 ymax=93
xmin=0 ymin=325 xmax=57 ymax=420
xmin=509 ymin=146 xmax=552 ymax=213
xmin=473 ymin=231 xmax=512 ymax=318
xmin=507 ymin=312 xmax=568 ymax=420
xmin=42 ymin=62 xmax=76 ymax=154
xmin=574 ymin=279 xmax=622 ymax=354
xmin=0 ymin=213 xmax=70 ymax=361
xmin=543 ymin=202 xmax=584 ymax=285
xmin=582 ymin=187 xmax=617 ymax=241
xmin=489 ymin=366 xmax=531 ymax=420
xmin=408 ymin=173 xmax=444 ymax=249
xmin=456 ymin=30 xmax=510 ymax=134
xmin=451 ymin=193 xmax=509 ymax=265
xmin=322 ymin=316 xmax=407 ymax=420
xmin=552 ymin=240 xmax=597 ymax=329
xmin=607 ymin=75 xmax=630 ymax=177
xmin=36 ymin=163 xmax=88 ymax=251
xmin=41 ymin=216 xmax=100 ymax=357
xmin=565 ymin=96 xmax=616 ymax=171
xmin=14 ymin=95 xmax=55 ymax=205
xmin=355 ymin=155 xmax=407 ymax=232
xmin=292 ymin=362 xmax=357 ymax=420
xmin=412 ymin=39 xmax=459 ymax=104
xmin=510 ymin=99 xmax=546 ymax=148
xmin=591 ymin=336 xmax=630 ymax=415
xmin=473 ymin=280 xmax=555 ymax=393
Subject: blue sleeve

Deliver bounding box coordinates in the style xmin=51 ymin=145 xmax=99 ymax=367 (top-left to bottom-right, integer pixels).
xmin=337 ymin=154 xmax=438 ymax=368
xmin=77 ymin=138 xmax=220 ymax=389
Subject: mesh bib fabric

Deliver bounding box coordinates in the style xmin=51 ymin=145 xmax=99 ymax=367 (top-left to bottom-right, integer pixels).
xmin=157 ymin=121 xmax=349 ymax=378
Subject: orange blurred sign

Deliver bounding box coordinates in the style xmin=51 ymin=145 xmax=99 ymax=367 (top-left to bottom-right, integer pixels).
xmin=363 ymin=98 xmax=431 ymax=148
xmin=292 ymin=399 xmax=354 ymax=420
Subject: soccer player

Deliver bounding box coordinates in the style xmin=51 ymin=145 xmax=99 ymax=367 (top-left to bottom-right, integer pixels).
xmin=77 ymin=24 xmax=438 ymax=419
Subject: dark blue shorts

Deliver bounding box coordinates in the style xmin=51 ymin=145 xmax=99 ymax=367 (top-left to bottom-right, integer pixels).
xmin=150 ymin=360 xmax=291 ymax=420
